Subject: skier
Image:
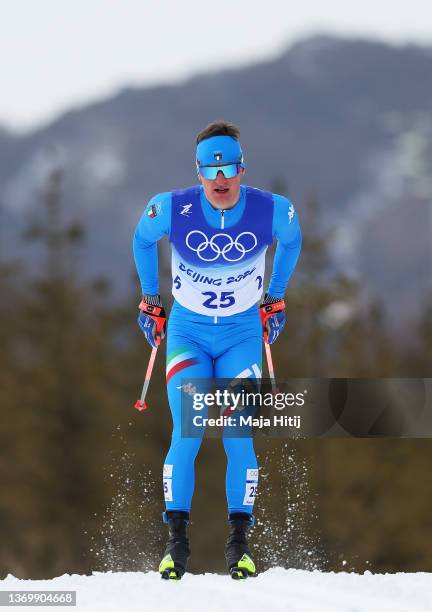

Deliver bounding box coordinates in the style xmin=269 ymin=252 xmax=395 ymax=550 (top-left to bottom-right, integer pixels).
xmin=133 ymin=120 xmax=302 ymax=579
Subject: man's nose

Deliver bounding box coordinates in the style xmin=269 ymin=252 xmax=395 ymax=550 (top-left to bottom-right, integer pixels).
xmin=215 ymin=170 xmax=227 ymax=181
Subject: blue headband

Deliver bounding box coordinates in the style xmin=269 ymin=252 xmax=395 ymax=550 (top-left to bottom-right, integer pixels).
xmin=196 ymin=135 xmax=244 ymax=167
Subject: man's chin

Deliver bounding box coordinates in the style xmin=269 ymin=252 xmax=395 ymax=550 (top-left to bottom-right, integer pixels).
xmin=204 ymin=185 xmax=240 ymax=209
xmin=212 ymin=198 xmax=235 ymax=209
xmin=212 ymin=190 xmax=234 ymax=204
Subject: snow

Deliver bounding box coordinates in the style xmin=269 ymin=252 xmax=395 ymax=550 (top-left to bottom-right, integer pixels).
xmin=2 ymin=568 xmax=431 ymax=612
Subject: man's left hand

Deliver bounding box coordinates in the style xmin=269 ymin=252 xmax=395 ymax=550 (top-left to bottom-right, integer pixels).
xmin=259 ymin=294 xmax=286 ymax=344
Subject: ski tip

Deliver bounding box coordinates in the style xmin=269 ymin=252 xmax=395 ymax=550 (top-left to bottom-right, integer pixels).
xmin=230 ymin=568 xmax=247 ymax=580
xmin=160 ymin=568 xmax=182 ymax=581
xmin=229 ymin=567 xmax=258 ymax=580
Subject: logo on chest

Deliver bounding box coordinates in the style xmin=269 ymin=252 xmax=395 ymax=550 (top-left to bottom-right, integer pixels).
xmin=180 ymin=203 xmax=193 ymax=216
xmin=185 ymin=230 xmax=257 ymax=262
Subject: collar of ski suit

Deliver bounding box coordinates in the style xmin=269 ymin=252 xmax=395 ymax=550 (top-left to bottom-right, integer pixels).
xmin=199 ymin=185 xmax=246 ymax=229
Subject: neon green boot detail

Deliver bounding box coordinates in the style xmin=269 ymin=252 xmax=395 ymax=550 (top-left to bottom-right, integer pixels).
xmin=159 ymin=554 xmax=183 ymax=580
xmin=237 ymin=554 xmax=256 ymax=575
xmin=159 ymin=554 xmax=175 ymax=574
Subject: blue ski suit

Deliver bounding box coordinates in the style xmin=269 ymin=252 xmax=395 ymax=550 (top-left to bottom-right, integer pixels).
xmin=133 ymin=184 xmax=301 ymax=515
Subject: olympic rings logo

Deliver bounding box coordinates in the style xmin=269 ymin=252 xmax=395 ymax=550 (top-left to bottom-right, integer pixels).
xmin=185 ymin=230 xmax=258 ymax=262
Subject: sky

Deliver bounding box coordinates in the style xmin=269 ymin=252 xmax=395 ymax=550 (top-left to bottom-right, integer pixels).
xmin=1 ymin=0 xmax=431 ymax=132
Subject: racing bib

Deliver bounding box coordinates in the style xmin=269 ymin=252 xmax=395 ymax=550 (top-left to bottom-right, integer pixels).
xmin=169 ymin=186 xmax=274 ymax=316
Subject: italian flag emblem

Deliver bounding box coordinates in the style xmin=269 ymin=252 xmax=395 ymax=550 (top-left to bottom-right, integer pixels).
xmin=166 ymin=348 xmax=199 ymax=383
xmin=147 ymin=204 xmax=157 ymax=218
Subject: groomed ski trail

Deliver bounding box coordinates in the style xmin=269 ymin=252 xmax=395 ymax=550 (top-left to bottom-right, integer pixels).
xmin=2 ymin=567 xmax=432 ymax=612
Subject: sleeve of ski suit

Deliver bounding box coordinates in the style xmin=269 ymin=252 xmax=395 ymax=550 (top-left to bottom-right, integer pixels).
xmin=133 ymin=192 xmax=172 ymax=295
xmin=267 ymin=194 xmax=302 ymax=298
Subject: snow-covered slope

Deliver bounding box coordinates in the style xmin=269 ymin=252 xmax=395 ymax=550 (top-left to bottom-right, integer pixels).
xmin=2 ymin=568 xmax=431 ymax=612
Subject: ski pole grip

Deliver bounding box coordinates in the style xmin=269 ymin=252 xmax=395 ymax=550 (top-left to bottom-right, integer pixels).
xmin=259 ymin=299 xmax=285 ymax=335
xmin=138 ymin=299 xmax=166 ymax=342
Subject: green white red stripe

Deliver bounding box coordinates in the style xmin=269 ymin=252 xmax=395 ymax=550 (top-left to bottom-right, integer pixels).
xmin=166 ymin=347 xmax=199 ymax=383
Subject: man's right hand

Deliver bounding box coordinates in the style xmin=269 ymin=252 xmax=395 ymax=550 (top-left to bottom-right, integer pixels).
xmin=137 ymin=294 xmax=167 ymax=348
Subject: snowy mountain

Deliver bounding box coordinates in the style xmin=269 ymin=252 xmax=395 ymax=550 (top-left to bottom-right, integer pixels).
xmin=1 ymin=35 xmax=431 ymax=324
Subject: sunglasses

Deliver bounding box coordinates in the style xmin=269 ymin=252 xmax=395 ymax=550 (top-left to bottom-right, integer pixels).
xmin=197 ymin=163 xmax=242 ymax=180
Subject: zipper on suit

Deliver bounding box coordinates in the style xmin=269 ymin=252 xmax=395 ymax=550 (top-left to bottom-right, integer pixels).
xmin=214 ymin=209 xmax=225 ymax=324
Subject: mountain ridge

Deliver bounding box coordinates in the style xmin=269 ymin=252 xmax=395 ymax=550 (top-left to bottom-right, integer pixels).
xmin=1 ymin=34 xmax=431 ymax=329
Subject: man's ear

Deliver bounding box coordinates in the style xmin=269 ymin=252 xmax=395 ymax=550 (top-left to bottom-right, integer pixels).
xmin=197 ymin=173 xmax=203 ymax=184
xmin=240 ymin=167 xmax=246 ymax=177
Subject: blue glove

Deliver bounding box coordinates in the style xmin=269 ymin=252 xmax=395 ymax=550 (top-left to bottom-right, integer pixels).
xmin=259 ymin=294 xmax=286 ymax=344
xmin=137 ymin=295 xmax=166 ymax=348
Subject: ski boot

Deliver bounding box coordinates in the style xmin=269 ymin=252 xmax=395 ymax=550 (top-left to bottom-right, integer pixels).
xmin=225 ymin=512 xmax=257 ymax=579
xmin=159 ymin=511 xmax=190 ymax=581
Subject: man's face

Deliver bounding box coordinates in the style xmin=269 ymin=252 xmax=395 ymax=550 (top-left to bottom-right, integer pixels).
xmin=198 ymin=165 xmax=245 ymax=209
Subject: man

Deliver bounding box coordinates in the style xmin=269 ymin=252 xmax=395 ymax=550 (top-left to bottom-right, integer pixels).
xmin=133 ymin=120 xmax=302 ymax=580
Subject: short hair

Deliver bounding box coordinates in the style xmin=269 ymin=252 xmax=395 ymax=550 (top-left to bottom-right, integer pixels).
xmin=196 ymin=120 xmax=240 ymax=144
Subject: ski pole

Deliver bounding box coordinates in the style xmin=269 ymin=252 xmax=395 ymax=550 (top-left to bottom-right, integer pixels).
xmin=259 ymin=299 xmax=284 ymax=395
xmin=264 ymin=337 xmax=278 ymax=395
xmin=135 ymin=344 xmax=159 ymax=411
xmin=135 ymin=298 xmax=166 ymax=412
